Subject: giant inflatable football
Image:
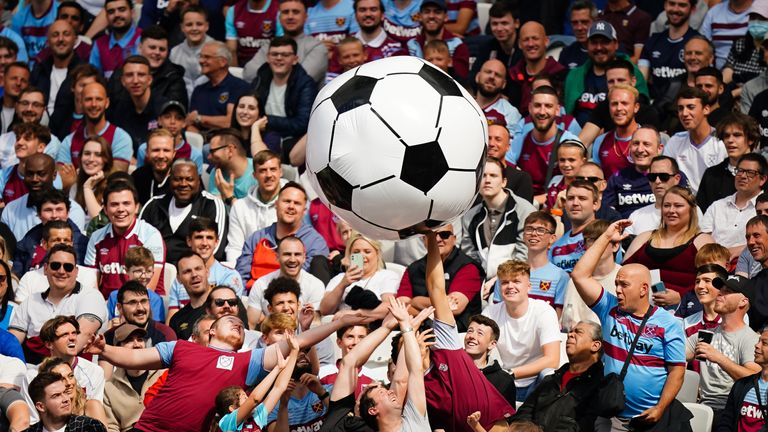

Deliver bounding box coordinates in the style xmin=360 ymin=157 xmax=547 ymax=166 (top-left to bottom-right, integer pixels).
xmin=305 ymin=56 xmax=488 ymax=240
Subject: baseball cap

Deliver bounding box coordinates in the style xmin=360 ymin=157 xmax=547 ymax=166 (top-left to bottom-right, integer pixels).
xmin=588 ymin=20 xmax=618 ymax=41
xmin=113 ymin=324 xmax=147 ymax=345
xmin=160 ymin=100 xmax=187 ymax=117
xmin=749 ymin=0 xmax=768 ymax=19
xmin=421 ymin=0 xmax=446 ymax=11
xmin=713 ymin=275 xmax=756 ymax=305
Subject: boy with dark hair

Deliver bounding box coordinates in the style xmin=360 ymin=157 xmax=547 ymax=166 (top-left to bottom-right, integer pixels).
xmin=27 ymin=372 xmax=106 ymax=432
xmin=464 ymin=314 xmax=516 ymax=406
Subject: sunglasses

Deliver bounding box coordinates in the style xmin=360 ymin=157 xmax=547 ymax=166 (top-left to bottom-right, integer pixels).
xmin=436 ymin=231 xmax=453 ymax=240
xmin=49 ymin=262 xmax=75 ymax=272
xmin=647 ymin=173 xmax=673 ymax=182
xmin=214 ymin=298 xmax=238 ymax=307
xmin=574 ymin=176 xmax=603 ymax=183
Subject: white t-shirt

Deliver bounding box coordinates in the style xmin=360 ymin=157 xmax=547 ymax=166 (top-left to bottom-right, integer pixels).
xmin=247 ymin=269 xmax=325 ymax=314
xmin=48 ymin=67 xmax=67 ymax=112
xmin=662 ymin=131 xmax=727 ymax=194
xmin=481 ymin=299 xmax=561 ymax=387
xmin=1 ymin=106 xmax=13 ymax=133
xmin=325 ymin=269 xmax=401 ymax=312
xmin=168 ymin=198 xmax=193 ymax=232
xmin=265 ymin=82 xmax=287 ymax=117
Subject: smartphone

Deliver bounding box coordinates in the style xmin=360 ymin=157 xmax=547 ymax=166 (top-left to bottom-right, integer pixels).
xmin=350 ymin=253 xmax=364 ymax=269
xmin=698 ymin=330 xmax=714 ymax=344
xmin=651 ymin=281 xmax=666 ymax=293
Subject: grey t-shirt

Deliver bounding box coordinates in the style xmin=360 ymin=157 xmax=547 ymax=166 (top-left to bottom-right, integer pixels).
xmin=401 ymin=394 xmax=430 ymax=432
xmin=265 ymin=82 xmax=287 ymax=117
xmin=686 ymin=325 xmax=759 ymax=409
xmin=0 ymin=387 xmax=24 ymax=431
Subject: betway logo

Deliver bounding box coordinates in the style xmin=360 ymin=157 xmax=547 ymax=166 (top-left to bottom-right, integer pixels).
xmin=610 ymin=325 xmax=653 ymax=354
xmin=291 ymin=422 xmax=323 ymax=432
xmin=652 ymin=66 xmax=686 ymax=79
xmin=382 ymin=20 xmax=420 ymax=38
xmin=578 ymin=93 xmax=605 ymax=104
xmin=741 ymin=404 xmax=764 ymax=419
xmin=618 ymin=194 xmax=655 ymax=206
xmin=100 ymin=262 xmax=125 ymax=274
xmin=239 ymin=37 xmax=268 ymax=48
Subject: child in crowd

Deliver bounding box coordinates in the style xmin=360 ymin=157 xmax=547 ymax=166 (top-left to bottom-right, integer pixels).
xmin=106 ymin=246 xmax=166 ymax=325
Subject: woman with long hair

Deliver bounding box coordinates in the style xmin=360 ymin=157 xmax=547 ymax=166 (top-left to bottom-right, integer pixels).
xmin=624 ymin=186 xmax=715 ymax=308
xmin=0 ymin=259 xmax=15 ymax=330
xmin=230 ymin=92 xmax=280 ymax=157
xmin=72 ymin=136 xmax=115 ymax=219
xmin=38 ymin=357 xmax=87 ymax=416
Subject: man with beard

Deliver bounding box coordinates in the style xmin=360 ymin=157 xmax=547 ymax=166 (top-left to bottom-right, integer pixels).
xmin=487 ymin=124 xmax=534 ymax=203
xmin=88 ymin=299 xmax=372 ymax=431
xmin=166 ymin=217 xmax=244 ymax=323
xmin=590 ymin=84 xmax=641 ymax=178
xmin=242 ymin=0 xmax=328 ymax=84
xmin=638 ymin=0 xmax=698 ymax=102
xmin=695 ymin=67 xmax=730 ymax=127
xmin=205 ymin=285 xmax=257 ymax=350
xmin=550 ymin=180 xmax=599 ymax=272
xmin=33 ymin=2 xmax=91 ymax=64
xmin=107 ymin=56 xmax=167 ymax=152
xmin=685 ymin=275 xmax=760 ymax=416
xmin=1 ymin=154 xmax=85 ymax=241
xmin=507 ymin=21 xmax=566 ymax=115
xmin=563 ymin=21 xmax=649 ymax=127
xmin=135 ymin=101 xmax=203 ymax=174
xmin=260 ymin=312 xmax=332 ymax=431
xmin=406 ymin=0 xmax=469 ymax=81
xmin=30 ymin=20 xmax=81 ymax=114
xmin=603 ymin=127 xmax=664 ymax=219
xmin=0 ymin=62 xmax=29 ymax=134
xmin=663 ymin=86 xmax=726 ymax=193
xmin=505 ymin=86 xmax=579 ymax=204
xmin=131 ymin=128 xmax=175 ymax=205
xmin=139 ymin=159 xmax=227 ymax=265
xmin=90 ymin=0 xmax=141 ymax=79
xmin=103 ymin=281 xmax=176 ymax=351
xmin=354 ymin=0 xmax=406 ymax=62
xmin=56 ymin=82 xmax=132 ymax=175
xmin=476 ymin=59 xmax=521 ymax=145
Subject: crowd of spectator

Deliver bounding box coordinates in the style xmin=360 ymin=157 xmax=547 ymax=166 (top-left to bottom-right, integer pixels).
xmin=2 ymin=0 xmax=768 ymax=431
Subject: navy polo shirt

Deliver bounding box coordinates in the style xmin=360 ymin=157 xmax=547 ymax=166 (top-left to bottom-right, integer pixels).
xmin=190 ymin=73 xmax=251 ymax=117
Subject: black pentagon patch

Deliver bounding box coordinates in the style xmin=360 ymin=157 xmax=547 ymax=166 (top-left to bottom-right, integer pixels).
xmin=424 ymin=219 xmax=444 ymax=228
xmin=316 ymin=166 xmax=354 ymax=211
xmin=418 ymin=64 xmax=463 ymax=97
xmin=330 ymin=76 xmax=378 ymax=114
xmin=401 ymin=141 xmax=449 ymax=194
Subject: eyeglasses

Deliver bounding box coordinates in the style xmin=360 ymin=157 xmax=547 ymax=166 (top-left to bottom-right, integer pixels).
xmin=130 ymin=269 xmax=153 ymax=277
xmin=574 ymin=176 xmax=603 ymax=183
xmin=736 ymin=168 xmax=762 ymax=179
xmin=122 ymin=298 xmax=150 ymax=307
xmin=209 ymin=145 xmax=229 ymax=154
xmin=436 ymin=231 xmax=453 ymax=240
xmin=214 ymin=298 xmax=238 ymax=307
xmin=17 ymin=100 xmax=45 ymax=108
xmin=48 ymin=262 xmax=75 ymax=272
xmin=524 ymin=226 xmax=554 ymax=235
xmin=648 ymin=173 xmax=674 ymax=182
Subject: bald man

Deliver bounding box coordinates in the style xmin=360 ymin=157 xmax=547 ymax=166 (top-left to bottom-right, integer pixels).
xmin=488 ymin=124 xmax=533 ymax=203
xmin=476 ymin=59 xmax=520 ymax=143
xmin=507 ymin=21 xmax=566 ymax=115
xmin=572 ymin=219 xmax=686 ymax=430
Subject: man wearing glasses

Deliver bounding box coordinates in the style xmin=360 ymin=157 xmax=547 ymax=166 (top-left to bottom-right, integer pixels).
xmin=205 ymin=286 xmax=257 ymax=351
xmin=701 ymin=154 xmax=768 ymax=260
xmin=396 ymin=223 xmax=483 ymax=332
xmin=9 ymin=244 xmax=107 ymax=364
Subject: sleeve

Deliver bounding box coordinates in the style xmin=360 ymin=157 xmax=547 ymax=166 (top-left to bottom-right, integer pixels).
xmin=191 ymin=147 xmax=204 ymax=173
xmin=537 ymin=304 xmax=562 ymax=345
xmin=603 ymin=177 xmax=619 ymax=210
xmin=155 ymin=341 xmax=178 ymax=368
xmin=143 ymin=227 xmax=166 ymax=265
xmin=736 ymin=248 xmax=754 ymax=276
xmin=662 ymin=315 xmax=687 ymax=365
xmin=236 ymin=234 xmax=257 ymax=283
xmin=397 ymin=270 xmax=414 ymax=298
xmin=150 ymin=290 xmax=166 ymax=322
xmin=225 ymin=7 xmax=237 ymax=40
xmin=86 ymin=366 xmax=106 ymax=402
xmin=247 ymin=280 xmax=265 ymax=312
xmin=75 ymin=291 xmax=108 ymax=326
xmin=637 ymin=41 xmax=652 ymax=69
xmin=7 ymin=299 xmax=29 ymax=334
xmin=0 ymin=332 xmax=25 ymax=362
xmin=554 ymin=272 xmax=569 ymax=307
xmin=589 ymin=288 xmax=615 ymax=322
xmin=208 ymin=170 xmax=221 ymax=196
xmin=107 ymin=292 xmax=118 ymax=320
xmin=376 ymin=271 xmax=401 ymax=296
xmin=111 ymin=129 xmax=134 ymax=162
xmin=226 ymin=268 xmax=245 ymax=297
xmin=218 ymin=408 xmax=245 ymax=432
xmin=301 ymin=41 xmax=329 ymax=83
xmin=699 ymin=8 xmax=713 ymax=38
xmin=246 ymin=348 xmax=268 ymax=385
xmin=168 ymin=280 xmax=181 ymax=309
xmin=9 ymin=12 xmax=21 ymax=35
xmin=591 ymin=134 xmax=605 ymax=165
xmin=5 ymin=31 xmax=27 ymax=62
xmin=699 ymin=205 xmax=714 ymax=233
xmin=104 ymin=390 xmax=121 ymax=432
xmin=451 ymin=42 xmax=470 ymax=80
xmin=432 ymin=318 xmax=463 ymax=350
xmin=303 ymin=232 xmax=329 ymax=270
xmin=304 ymin=278 xmax=325 ymax=309
xmin=89 ymin=44 xmax=103 ymax=73
xmin=739 ymin=330 xmax=759 ymax=364
xmin=138 ymin=0 xmax=159 ymax=28
xmin=685 ymin=332 xmax=696 ymax=357
xmin=56 ymin=135 xmax=73 ymax=165
xmin=506 ymin=132 xmax=524 ymax=165
xmin=448 ymin=264 xmax=482 ymax=300
xmin=243 ymin=49 xmax=268 ymax=83
xmin=226 ymin=204 xmax=246 ymax=263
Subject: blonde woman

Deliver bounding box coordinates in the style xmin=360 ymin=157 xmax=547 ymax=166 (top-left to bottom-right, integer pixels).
xmin=320 ymin=234 xmax=400 ymax=318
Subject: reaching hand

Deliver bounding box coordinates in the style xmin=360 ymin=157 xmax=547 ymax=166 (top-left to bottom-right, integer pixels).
xmin=466 ymin=411 xmax=482 ymax=428
xmin=604 ymin=219 xmax=633 ymax=243
xmin=387 ymin=296 xmax=411 ymax=324
xmin=286 ymin=331 xmax=300 ymax=353
xmin=84 ymin=334 xmax=106 ymax=355
xmin=298 ymin=304 xmax=315 ymax=331
xmin=214 ymin=168 xmax=236 ymax=200
xmin=409 ymin=306 xmax=434 ymax=329
xmin=299 ymin=373 xmax=325 ymax=396
xmin=276 ymin=346 xmax=288 ymax=370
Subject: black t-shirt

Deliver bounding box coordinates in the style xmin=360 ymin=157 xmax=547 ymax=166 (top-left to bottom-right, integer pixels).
xmin=126 ymin=371 xmax=149 ymax=395
xmin=749 ymin=89 xmax=768 ymax=150
xmin=131 ymin=165 xmax=171 ymax=206
xmin=558 ymin=42 xmax=589 ymax=70
xmin=169 ymin=303 xmax=205 ymax=340
xmin=106 ymin=92 xmax=168 ymax=153
xmin=321 ymin=393 xmax=375 ymax=432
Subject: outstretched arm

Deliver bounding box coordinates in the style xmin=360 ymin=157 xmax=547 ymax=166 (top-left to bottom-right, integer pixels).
xmin=86 ymin=335 xmax=163 ymax=370
xmin=425 ymin=231 xmax=455 ymax=326
xmin=572 ymin=220 xmax=631 ymax=307
xmin=389 ymin=297 xmax=428 ymax=416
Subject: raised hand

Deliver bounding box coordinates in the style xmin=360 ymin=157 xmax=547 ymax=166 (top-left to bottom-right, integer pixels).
xmin=410 ymin=306 xmax=434 ymax=329
xmin=387 ymin=296 xmax=410 ymax=324
xmin=467 ymin=411 xmax=481 ymax=427
xmin=276 ymin=346 xmax=288 ymax=370
xmin=604 ymin=219 xmax=633 ymax=243
xmin=298 ymin=304 xmax=315 ymax=331
xmin=299 ymin=373 xmax=325 ymax=396
xmin=84 ymin=334 xmax=106 ymax=355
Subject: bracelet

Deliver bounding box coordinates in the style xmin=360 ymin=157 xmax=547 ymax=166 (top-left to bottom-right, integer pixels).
xmin=319 ymin=391 xmax=330 ymax=400
xmin=401 ymin=327 xmax=414 ymax=334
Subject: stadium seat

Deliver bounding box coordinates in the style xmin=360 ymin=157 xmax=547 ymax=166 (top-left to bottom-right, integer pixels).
xmin=163 ymin=263 xmax=177 ymax=298
xmin=229 ymin=67 xmax=244 ymax=79
xmin=683 ymin=402 xmax=713 ymax=432
xmin=477 ymin=3 xmax=491 ymax=35
xmin=677 ymin=370 xmax=700 ymax=403
xmin=186 ymin=131 xmax=204 ymax=150
xmin=385 ymin=262 xmax=406 ymax=278
xmin=559 ymin=332 xmax=568 ymax=367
